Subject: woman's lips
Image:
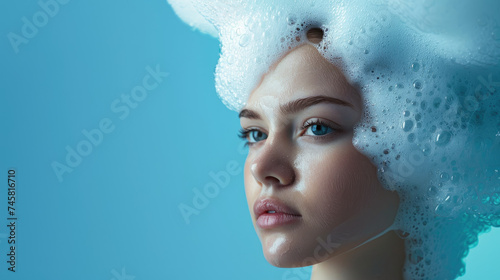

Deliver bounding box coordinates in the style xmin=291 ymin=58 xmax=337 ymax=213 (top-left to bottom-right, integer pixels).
xmin=256 ymin=213 xmax=302 ymax=229
xmin=254 ymin=197 xmax=302 ymax=229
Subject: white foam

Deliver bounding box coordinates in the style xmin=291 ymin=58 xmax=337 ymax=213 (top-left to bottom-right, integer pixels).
xmin=167 ymin=0 xmax=218 ymax=37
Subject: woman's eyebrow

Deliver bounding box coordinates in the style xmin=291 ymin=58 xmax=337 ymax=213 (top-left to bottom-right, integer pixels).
xmin=280 ymin=95 xmax=354 ymax=115
xmin=239 ymin=109 xmax=262 ymax=119
xmin=239 ymin=95 xmax=354 ymax=119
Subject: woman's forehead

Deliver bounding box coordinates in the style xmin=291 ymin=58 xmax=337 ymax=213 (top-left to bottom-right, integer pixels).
xmin=245 ymin=44 xmax=362 ymax=112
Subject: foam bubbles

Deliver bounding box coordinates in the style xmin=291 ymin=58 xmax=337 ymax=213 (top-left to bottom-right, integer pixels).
xmin=435 ymin=131 xmax=452 ymax=146
xmin=168 ymin=0 xmax=500 ymax=279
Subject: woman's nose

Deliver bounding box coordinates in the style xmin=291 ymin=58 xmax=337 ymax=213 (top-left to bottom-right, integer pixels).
xmin=250 ymin=137 xmax=296 ymax=188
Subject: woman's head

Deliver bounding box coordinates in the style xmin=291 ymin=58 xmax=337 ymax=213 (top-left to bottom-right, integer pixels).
xmin=239 ymin=44 xmax=400 ymax=267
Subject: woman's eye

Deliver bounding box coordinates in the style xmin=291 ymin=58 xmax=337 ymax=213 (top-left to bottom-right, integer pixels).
xmin=248 ymin=130 xmax=268 ymax=143
xmin=238 ymin=128 xmax=268 ymax=145
xmin=301 ymin=119 xmax=338 ymax=137
xmin=305 ymin=124 xmax=333 ymax=136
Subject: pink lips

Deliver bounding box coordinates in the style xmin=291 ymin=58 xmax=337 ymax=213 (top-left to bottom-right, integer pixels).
xmin=254 ymin=198 xmax=302 ymax=229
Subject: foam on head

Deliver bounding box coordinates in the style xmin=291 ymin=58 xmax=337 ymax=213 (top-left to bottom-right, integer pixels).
xmin=168 ymin=0 xmax=500 ymax=279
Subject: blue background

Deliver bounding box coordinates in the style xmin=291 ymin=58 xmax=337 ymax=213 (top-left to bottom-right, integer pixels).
xmin=0 ymin=1 xmax=497 ymax=279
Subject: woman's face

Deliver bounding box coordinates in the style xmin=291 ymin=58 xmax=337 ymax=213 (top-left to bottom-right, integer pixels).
xmin=239 ymin=44 xmax=400 ymax=267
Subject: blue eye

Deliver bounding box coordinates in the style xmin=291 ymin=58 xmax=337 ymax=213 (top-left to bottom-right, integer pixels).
xmin=249 ymin=130 xmax=268 ymax=142
xmin=306 ymin=124 xmax=333 ymax=136
xmin=238 ymin=129 xmax=268 ymax=145
xmin=302 ymin=119 xmax=336 ymax=137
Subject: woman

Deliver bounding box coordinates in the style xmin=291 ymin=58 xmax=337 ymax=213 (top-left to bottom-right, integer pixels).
xmin=239 ymin=41 xmax=404 ymax=279
xmin=168 ymin=1 xmax=500 ymax=279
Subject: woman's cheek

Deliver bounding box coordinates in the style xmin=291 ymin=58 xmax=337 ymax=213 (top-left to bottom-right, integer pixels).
xmin=299 ymin=142 xmax=373 ymax=224
xmin=244 ymin=156 xmax=258 ymax=216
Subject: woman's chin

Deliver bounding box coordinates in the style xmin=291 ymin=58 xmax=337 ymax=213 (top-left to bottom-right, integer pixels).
xmin=260 ymin=237 xmax=306 ymax=268
xmin=263 ymin=248 xmax=329 ymax=268
xmin=260 ymin=238 xmax=323 ymax=268
xmin=263 ymin=253 xmax=304 ymax=268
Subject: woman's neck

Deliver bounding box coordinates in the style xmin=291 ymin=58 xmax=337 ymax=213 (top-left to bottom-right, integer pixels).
xmin=310 ymin=230 xmax=406 ymax=280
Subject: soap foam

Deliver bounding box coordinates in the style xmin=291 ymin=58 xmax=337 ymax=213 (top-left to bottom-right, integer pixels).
xmin=168 ymin=0 xmax=500 ymax=279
